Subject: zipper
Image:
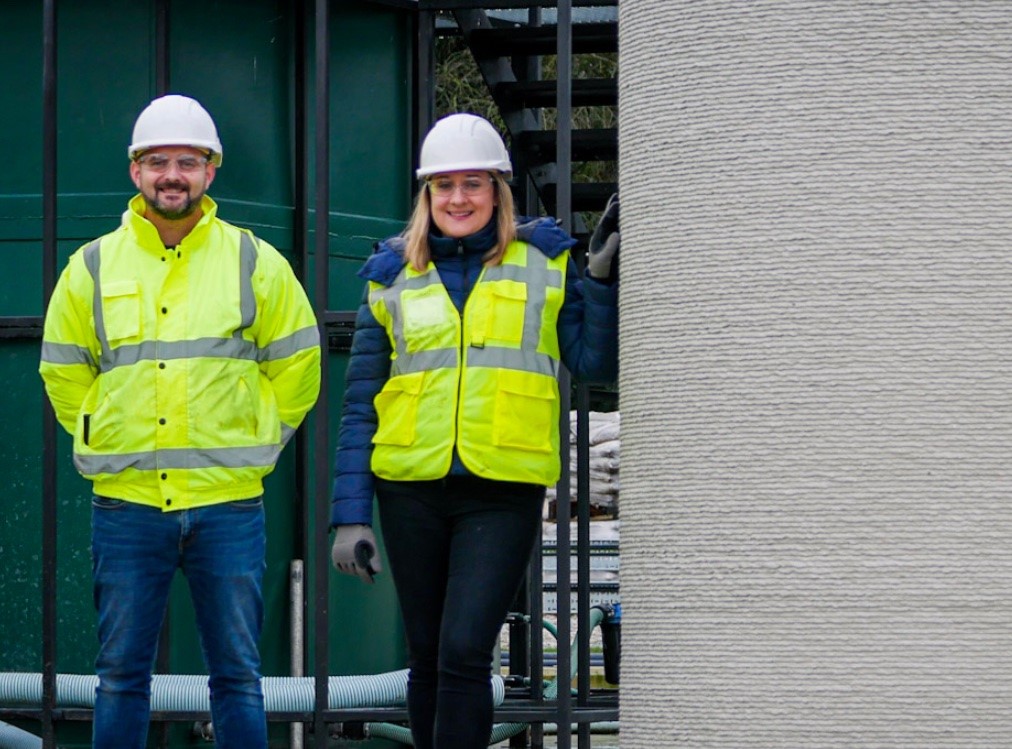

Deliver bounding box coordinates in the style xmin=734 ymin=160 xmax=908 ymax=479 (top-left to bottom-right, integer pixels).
xmin=455 ymin=265 xmax=487 ymax=456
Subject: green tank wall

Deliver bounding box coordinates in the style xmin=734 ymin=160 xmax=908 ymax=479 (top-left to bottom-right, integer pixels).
xmin=0 ymin=1 xmax=411 ymax=745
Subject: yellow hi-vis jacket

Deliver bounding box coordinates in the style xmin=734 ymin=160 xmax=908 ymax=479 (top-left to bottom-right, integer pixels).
xmin=39 ymin=194 xmax=322 ymax=510
xmin=368 ymin=240 xmax=567 ymax=486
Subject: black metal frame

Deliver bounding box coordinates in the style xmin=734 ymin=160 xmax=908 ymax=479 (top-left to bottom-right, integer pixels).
xmin=2 ymin=1 xmax=617 ymax=746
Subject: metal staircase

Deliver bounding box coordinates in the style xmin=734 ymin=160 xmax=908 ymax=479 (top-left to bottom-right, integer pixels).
xmin=422 ymin=3 xmax=618 ymax=243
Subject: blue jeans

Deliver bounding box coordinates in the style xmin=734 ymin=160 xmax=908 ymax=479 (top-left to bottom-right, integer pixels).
xmin=376 ymin=476 xmax=544 ymax=749
xmin=90 ymin=496 xmax=267 ymax=749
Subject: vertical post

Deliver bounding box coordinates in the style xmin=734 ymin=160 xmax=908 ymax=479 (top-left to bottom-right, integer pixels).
xmin=292 ymin=2 xmax=310 ymax=743
xmin=153 ymin=12 xmax=173 ymax=747
xmin=154 ymin=0 xmax=170 ymax=94
xmin=519 ymin=14 xmax=545 ymax=746
xmin=555 ymin=3 xmax=573 ymax=747
xmin=415 ymin=9 xmax=434 ymax=161
xmin=312 ymin=0 xmax=331 ymax=742
xmin=40 ymin=1 xmax=58 ymax=747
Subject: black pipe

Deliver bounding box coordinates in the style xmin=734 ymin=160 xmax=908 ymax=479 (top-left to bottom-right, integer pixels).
xmin=155 ymin=0 xmax=170 ymax=94
xmin=292 ymin=7 xmax=310 ymax=745
xmin=41 ymin=1 xmax=58 ymax=746
xmin=312 ymin=0 xmax=331 ymax=742
xmin=415 ymin=9 xmax=434 ymax=167
xmin=555 ymin=2 xmax=573 ymax=747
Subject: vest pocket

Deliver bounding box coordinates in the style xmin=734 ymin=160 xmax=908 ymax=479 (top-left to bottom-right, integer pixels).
xmin=101 ymin=280 xmax=141 ymax=342
xmin=402 ymin=288 xmax=457 ymax=353
xmin=492 ymin=370 xmax=555 ymax=453
xmin=473 ymin=280 xmax=526 ymax=347
xmin=373 ymin=372 xmax=424 ymax=446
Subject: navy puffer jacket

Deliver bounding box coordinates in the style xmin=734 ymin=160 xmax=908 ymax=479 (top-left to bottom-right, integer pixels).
xmin=330 ymin=216 xmax=618 ymax=526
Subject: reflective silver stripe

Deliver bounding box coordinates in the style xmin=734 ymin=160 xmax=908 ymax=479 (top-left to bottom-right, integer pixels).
xmin=74 ymin=443 xmax=283 ymax=474
xmin=371 ymin=267 xmax=461 ymax=375
xmin=237 ymin=233 xmax=258 ymax=335
xmin=392 ymin=347 xmax=458 ymax=376
xmin=259 ymin=325 xmax=320 ymax=362
xmin=280 ymin=423 xmax=297 ymax=446
xmin=467 ymin=347 xmax=559 ymax=377
xmin=88 ymin=231 xmax=264 ymax=373
xmin=376 ymin=244 xmax=564 ymax=379
xmin=481 ymin=250 xmax=563 ymax=357
xmin=482 ymin=260 xmax=563 ymax=289
xmin=101 ymin=337 xmax=260 ymax=370
xmin=40 ymin=341 xmax=97 ymax=368
xmin=82 ymin=240 xmax=108 ymax=362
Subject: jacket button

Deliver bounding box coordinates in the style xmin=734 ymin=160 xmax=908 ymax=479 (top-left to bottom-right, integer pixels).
xmin=159 ymin=418 xmax=166 ymax=425
xmin=160 ymin=473 xmax=167 ymax=480
xmin=165 ymin=499 xmax=172 ymax=506
xmin=161 ymin=307 xmax=168 ymax=314
xmin=158 ymin=362 xmax=166 ymax=369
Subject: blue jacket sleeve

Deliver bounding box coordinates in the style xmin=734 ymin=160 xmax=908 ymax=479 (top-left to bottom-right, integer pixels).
xmin=557 ymin=256 xmax=619 ymax=384
xmin=330 ymin=286 xmax=391 ymax=527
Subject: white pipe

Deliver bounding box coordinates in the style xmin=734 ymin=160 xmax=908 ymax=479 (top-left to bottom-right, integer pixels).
xmin=0 ymin=721 xmax=42 ymax=749
xmin=289 ymin=559 xmax=305 ymax=749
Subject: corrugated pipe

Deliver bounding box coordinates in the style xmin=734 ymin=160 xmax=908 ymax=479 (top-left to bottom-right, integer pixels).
xmin=0 ymin=671 xmax=506 ymax=749
xmin=366 ymin=606 xmax=611 ymax=746
xmin=0 ymin=721 xmax=43 ymax=749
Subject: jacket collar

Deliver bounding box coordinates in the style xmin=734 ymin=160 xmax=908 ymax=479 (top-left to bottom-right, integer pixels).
xmin=428 ymin=217 xmax=498 ymax=259
xmin=123 ymin=194 xmax=218 ymax=253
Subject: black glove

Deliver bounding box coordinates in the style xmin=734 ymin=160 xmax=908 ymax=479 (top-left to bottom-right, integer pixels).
xmin=587 ymin=193 xmax=620 ymax=280
xmin=331 ymin=524 xmax=382 ymax=584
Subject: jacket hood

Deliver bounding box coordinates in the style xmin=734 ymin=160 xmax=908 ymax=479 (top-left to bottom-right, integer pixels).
xmin=516 ymin=216 xmax=577 ymax=258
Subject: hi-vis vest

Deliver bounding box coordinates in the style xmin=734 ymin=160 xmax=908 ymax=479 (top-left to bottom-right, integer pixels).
xmin=369 ymin=240 xmax=568 ymax=486
xmin=39 ymin=195 xmax=321 ymax=510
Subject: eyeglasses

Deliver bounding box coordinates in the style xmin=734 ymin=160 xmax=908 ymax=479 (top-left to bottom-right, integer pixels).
xmin=136 ymin=153 xmax=209 ymax=173
xmin=427 ymin=177 xmax=494 ymax=197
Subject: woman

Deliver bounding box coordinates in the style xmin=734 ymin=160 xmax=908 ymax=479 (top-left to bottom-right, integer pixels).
xmin=329 ymin=113 xmax=619 ymax=749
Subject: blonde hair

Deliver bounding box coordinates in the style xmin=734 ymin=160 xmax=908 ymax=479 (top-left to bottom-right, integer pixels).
xmin=402 ymin=172 xmax=517 ymax=272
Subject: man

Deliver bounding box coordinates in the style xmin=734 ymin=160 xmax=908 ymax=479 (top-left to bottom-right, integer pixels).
xmin=38 ymin=94 xmax=321 ymax=749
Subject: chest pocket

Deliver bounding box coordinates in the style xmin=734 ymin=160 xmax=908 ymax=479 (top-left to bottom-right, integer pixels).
xmin=401 ymin=287 xmax=457 ymax=353
xmin=469 ymin=280 xmax=526 ymax=348
xmin=101 ymin=280 xmax=142 ymax=342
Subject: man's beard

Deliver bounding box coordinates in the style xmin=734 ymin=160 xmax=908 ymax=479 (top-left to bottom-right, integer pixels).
xmin=144 ymin=181 xmax=203 ymax=220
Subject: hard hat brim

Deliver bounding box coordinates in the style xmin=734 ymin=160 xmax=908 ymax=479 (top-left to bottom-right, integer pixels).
xmin=416 ymin=161 xmax=512 ymax=180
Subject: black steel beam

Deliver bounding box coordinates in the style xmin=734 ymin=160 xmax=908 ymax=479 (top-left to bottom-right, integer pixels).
xmin=468 ymin=21 xmax=617 ymax=58
xmin=540 ymin=181 xmax=617 ymax=213
xmin=513 ymin=127 xmax=616 ymax=163
xmin=155 ymin=0 xmax=170 ymax=94
xmin=312 ymin=0 xmax=332 ymax=744
xmin=41 ymin=1 xmax=58 ymax=747
xmin=422 ymin=0 xmax=615 ymax=9
xmin=494 ymin=78 xmax=616 ymax=109
xmin=358 ymin=0 xmax=419 ymax=9
xmin=555 ymin=8 xmax=572 ymax=748
xmin=415 ymin=9 xmax=435 ymax=166
xmin=0 ymin=316 xmax=43 ymax=337
xmin=292 ymin=5 xmax=311 ymax=737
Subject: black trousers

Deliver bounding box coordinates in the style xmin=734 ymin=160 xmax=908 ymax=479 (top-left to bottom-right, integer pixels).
xmin=377 ymin=475 xmax=545 ymax=749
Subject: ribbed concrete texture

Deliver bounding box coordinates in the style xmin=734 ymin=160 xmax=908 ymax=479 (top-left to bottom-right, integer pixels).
xmin=618 ymin=3 xmax=1012 ymax=746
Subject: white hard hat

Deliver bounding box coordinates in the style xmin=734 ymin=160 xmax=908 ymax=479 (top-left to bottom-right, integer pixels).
xmin=128 ymin=94 xmax=223 ymax=166
xmin=416 ymin=113 xmax=512 ymax=179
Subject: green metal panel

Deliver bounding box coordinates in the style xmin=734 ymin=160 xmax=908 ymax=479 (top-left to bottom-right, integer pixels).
xmin=1 ymin=1 xmax=412 ymax=744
